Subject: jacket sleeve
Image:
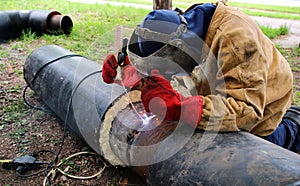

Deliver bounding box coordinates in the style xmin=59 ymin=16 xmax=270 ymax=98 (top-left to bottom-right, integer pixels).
xmin=196 ymin=19 xmax=269 ymax=133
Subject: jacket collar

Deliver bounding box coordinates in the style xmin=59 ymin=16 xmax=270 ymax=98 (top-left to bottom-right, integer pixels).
xmin=204 ymin=1 xmax=227 ymax=47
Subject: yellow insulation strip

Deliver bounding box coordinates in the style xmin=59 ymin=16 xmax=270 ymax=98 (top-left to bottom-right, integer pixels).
xmin=99 ymin=90 xmax=141 ymax=166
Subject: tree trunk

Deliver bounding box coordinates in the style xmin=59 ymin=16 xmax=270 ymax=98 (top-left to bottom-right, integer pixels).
xmin=153 ymin=0 xmax=172 ymax=10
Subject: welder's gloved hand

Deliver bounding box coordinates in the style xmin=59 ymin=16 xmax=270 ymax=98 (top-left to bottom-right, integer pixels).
xmin=102 ymin=54 xmax=141 ymax=89
xmin=141 ymin=69 xmax=203 ymax=128
xmin=102 ymin=54 xmax=119 ymax=84
xmin=121 ymin=63 xmax=142 ymax=89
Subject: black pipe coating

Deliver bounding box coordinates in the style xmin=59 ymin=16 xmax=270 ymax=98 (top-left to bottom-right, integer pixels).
xmin=24 ymin=45 xmax=300 ymax=185
xmin=23 ymin=45 xmax=125 ymax=158
xmin=111 ymin=106 xmax=300 ymax=185
xmin=0 ymin=10 xmax=73 ymax=42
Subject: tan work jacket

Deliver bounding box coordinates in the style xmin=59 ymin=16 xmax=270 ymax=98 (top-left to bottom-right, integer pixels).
xmin=190 ymin=2 xmax=294 ymax=136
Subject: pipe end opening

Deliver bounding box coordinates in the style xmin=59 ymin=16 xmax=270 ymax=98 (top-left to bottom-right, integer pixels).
xmin=61 ymin=15 xmax=73 ymax=35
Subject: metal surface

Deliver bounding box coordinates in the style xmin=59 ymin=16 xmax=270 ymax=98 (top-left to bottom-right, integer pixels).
xmin=0 ymin=10 xmax=73 ymax=42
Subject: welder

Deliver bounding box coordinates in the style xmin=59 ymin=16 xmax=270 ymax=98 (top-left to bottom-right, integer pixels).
xmin=102 ymin=1 xmax=300 ymax=153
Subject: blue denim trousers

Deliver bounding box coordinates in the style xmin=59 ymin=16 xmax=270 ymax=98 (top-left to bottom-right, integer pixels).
xmin=264 ymin=118 xmax=300 ymax=153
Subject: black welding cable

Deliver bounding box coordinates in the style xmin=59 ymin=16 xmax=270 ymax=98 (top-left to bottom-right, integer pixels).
xmin=1 ymin=87 xmax=13 ymax=101
xmin=44 ymin=70 xmax=101 ymax=186
xmin=22 ymin=54 xmax=86 ymax=113
xmin=52 ymin=70 xmax=102 ymax=162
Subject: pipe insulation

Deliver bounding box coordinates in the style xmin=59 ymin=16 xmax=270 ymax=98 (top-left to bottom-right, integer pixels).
xmin=24 ymin=45 xmax=300 ymax=185
xmin=0 ymin=10 xmax=73 ymax=42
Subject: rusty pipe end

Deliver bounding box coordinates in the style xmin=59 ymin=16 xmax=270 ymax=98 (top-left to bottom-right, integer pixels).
xmin=48 ymin=12 xmax=73 ymax=35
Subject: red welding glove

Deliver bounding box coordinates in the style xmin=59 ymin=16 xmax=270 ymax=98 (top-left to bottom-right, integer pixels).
xmin=102 ymin=54 xmax=119 ymax=84
xmin=141 ymin=69 xmax=203 ymax=128
xmin=102 ymin=54 xmax=141 ymax=88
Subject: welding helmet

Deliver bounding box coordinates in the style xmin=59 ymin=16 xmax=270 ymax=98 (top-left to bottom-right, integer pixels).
xmin=127 ymin=4 xmax=216 ymax=79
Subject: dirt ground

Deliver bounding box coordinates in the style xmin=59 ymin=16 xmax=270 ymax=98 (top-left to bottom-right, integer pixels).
xmin=0 ymin=37 xmax=300 ymax=186
xmin=0 ymin=41 xmax=145 ymax=186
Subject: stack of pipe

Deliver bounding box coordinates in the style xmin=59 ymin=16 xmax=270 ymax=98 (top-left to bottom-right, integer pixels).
xmin=0 ymin=10 xmax=73 ymax=42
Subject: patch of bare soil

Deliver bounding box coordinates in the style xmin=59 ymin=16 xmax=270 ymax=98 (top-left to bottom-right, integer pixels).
xmin=0 ymin=41 xmax=145 ymax=186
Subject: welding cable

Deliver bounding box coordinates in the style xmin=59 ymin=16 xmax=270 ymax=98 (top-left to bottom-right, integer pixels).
xmin=49 ymin=69 xmax=102 ymax=162
xmin=42 ymin=151 xmax=108 ymax=186
xmin=22 ymin=54 xmax=87 ymax=113
xmin=15 ymin=162 xmax=49 ymax=178
xmin=0 ymin=87 xmax=13 ymax=101
xmin=42 ymin=69 xmax=101 ymax=185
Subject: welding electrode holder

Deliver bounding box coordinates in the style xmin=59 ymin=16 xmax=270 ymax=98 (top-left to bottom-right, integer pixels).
xmin=1 ymin=154 xmax=48 ymax=176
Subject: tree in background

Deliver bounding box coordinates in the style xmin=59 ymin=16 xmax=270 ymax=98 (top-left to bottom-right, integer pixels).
xmin=153 ymin=0 xmax=172 ymax=10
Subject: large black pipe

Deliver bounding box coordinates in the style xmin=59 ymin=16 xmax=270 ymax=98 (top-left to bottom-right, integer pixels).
xmin=112 ymin=106 xmax=300 ymax=185
xmin=24 ymin=45 xmax=300 ymax=185
xmin=23 ymin=44 xmax=126 ymax=166
xmin=0 ymin=10 xmax=73 ymax=42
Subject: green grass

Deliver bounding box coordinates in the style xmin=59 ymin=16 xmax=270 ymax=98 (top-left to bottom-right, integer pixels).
xmin=0 ymin=0 xmax=294 ymax=52
xmin=1 ymin=0 xmax=148 ymax=60
xmin=295 ymin=91 xmax=300 ymax=107
xmin=295 ymin=47 xmax=300 ymax=55
xmin=292 ymin=48 xmax=300 ymax=106
xmin=277 ymin=48 xmax=300 ymax=107
xmin=242 ymin=9 xmax=300 ymax=20
xmin=259 ymin=24 xmax=289 ymax=39
xmin=1 ymin=97 xmax=28 ymax=123
xmin=0 ymin=0 xmax=149 ymax=134
xmin=228 ymin=3 xmax=300 ymax=14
